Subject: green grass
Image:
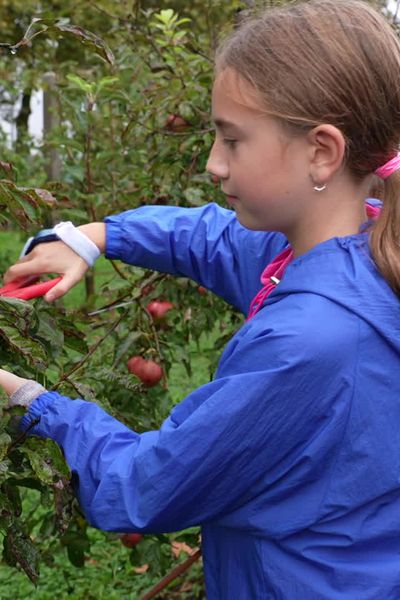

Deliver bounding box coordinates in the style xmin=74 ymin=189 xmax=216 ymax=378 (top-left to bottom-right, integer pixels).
xmin=0 ymin=527 xmax=149 ymax=600
xmin=0 ymin=516 xmax=205 ymax=599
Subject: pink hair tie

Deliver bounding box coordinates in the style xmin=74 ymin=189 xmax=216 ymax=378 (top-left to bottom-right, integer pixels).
xmin=375 ymin=152 xmax=400 ymax=180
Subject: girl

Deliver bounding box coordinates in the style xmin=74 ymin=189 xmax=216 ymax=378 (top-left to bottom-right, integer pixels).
xmin=2 ymin=1 xmax=400 ymax=597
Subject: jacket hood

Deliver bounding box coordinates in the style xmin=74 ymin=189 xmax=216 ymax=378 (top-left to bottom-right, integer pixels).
xmin=269 ymin=230 xmax=400 ymax=354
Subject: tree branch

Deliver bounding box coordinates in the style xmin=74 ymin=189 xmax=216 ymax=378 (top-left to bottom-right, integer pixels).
xmin=140 ymin=549 xmax=202 ymax=600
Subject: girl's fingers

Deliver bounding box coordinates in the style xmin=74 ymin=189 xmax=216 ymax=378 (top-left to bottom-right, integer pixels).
xmin=7 ymin=278 xmax=62 ymax=301
xmin=44 ymin=279 xmax=70 ymax=302
xmin=0 ymin=276 xmax=38 ymax=295
xmin=4 ymin=256 xmax=52 ymax=284
xmin=3 ymin=242 xmax=78 ymax=284
xmin=44 ymin=268 xmax=88 ymax=302
xmin=3 ymin=243 xmax=89 ymax=298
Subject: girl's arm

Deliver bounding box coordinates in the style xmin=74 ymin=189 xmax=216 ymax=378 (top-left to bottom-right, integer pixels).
xmin=0 ymin=371 xmax=29 ymax=397
xmin=5 ymin=203 xmax=286 ymax=313
xmin=104 ymin=203 xmax=287 ymax=313
xmin=7 ymin=295 xmax=357 ymax=534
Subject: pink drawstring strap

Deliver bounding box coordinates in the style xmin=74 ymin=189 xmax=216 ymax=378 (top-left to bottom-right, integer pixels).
xmin=375 ymin=152 xmax=400 ymax=180
xmin=247 ymin=203 xmax=381 ymax=321
xmin=247 ymin=247 xmax=294 ymax=320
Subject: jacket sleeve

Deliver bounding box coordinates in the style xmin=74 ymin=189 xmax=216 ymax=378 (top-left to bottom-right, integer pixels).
xmin=19 ymin=294 xmax=357 ymax=534
xmin=104 ymin=203 xmax=287 ymax=314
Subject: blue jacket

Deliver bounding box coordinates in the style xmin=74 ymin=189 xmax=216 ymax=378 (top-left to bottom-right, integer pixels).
xmin=21 ymin=202 xmax=400 ymax=599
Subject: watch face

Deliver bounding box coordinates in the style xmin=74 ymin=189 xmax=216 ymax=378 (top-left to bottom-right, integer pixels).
xmin=35 ymin=229 xmax=54 ymax=239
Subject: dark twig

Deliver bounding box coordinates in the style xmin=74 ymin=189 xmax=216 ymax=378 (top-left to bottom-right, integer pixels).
xmin=140 ymin=549 xmax=202 ymax=600
xmin=88 ymin=272 xmax=166 ymax=316
xmin=52 ymin=311 xmax=126 ymax=390
xmin=6 ymin=417 xmax=41 ymax=455
xmin=109 ymin=259 xmax=129 ymax=280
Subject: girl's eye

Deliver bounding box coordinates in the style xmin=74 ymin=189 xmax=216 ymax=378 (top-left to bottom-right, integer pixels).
xmin=223 ymin=139 xmax=237 ymax=148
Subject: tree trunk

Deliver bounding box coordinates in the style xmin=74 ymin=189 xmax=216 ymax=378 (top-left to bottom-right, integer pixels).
xmin=43 ymin=72 xmax=61 ymax=183
xmin=15 ymin=90 xmax=31 ymax=152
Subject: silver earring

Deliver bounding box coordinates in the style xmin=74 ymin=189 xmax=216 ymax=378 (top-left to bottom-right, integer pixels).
xmin=310 ymin=175 xmax=327 ymax=192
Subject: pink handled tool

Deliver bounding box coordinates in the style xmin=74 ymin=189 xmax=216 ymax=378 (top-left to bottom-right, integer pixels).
xmin=0 ymin=277 xmax=62 ymax=300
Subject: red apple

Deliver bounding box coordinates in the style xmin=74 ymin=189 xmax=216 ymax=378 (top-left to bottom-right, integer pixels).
xmin=120 ymin=533 xmax=143 ymax=548
xmin=127 ymin=356 xmax=163 ymax=387
xmin=165 ymin=114 xmax=189 ymax=132
xmin=146 ymin=300 xmax=174 ymax=321
xmin=197 ymin=286 xmax=207 ymax=296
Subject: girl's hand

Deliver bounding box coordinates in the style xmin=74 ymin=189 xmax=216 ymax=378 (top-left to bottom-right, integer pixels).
xmin=3 ymin=242 xmax=88 ymax=302
xmin=3 ymin=223 xmax=106 ymax=302
xmin=0 ymin=369 xmax=29 ymax=397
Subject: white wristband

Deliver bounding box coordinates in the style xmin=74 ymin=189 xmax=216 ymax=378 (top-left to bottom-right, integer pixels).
xmin=53 ymin=221 xmax=101 ymax=267
xmin=8 ymin=381 xmax=47 ymax=408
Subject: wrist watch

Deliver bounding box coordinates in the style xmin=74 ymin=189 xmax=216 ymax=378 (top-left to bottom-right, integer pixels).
xmin=21 ymin=229 xmax=60 ymax=257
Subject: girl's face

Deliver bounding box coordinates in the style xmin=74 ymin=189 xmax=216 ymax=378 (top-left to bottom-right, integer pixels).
xmin=207 ymin=69 xmax=311 ymax=233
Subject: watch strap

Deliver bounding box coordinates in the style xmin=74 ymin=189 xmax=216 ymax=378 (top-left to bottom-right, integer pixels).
xmin=20 ymin=223 xmax=100 ymax=267
xmin=20 ymin=230 xmax=60 ymax=258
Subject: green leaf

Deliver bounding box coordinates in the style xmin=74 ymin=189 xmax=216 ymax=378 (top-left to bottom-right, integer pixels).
xmin=34 ymin=309 xmax=65 ymax=360
xmin=24 ymin=18 xmax=115 ymax=65
xmin=3 ymin=524 xmax=40 ymax=584
xmin=0 ymin=298 xmax=49 ymax=370
xmin=53 ymin=22 xmax=115 ymax=65
xmin=157 ymin=9 xmax=175 ymax=24
xmin=113 ymin=331 xmax=142 ymax=366
xmin=66 ymin=73 xmax=94 ymax=95
xmin=57 ymin=317 xmax=88 ymax=354
xmin=0 ymin=299 xmax=67 ymax=370
xmin=61 ymin=527 xmax=90 ymax=568
xmin=0 ymin=462 xmax=9 ymax=483
xmin=53 ymin=480 xmax=76 ymax=535
xmin=0 ymin=181 xmax=55 ymax=231
xmin=183 ymin=187 xmax=205 ymax=206
xmin=0 ymin=162 xmax=14 ymax=181
xmin=0 ymin=433 xmax=12 ymax=461
xmin=5 ymin=477 xmax=43 ymax=492
xmin=2 ymin=483 xmax=22 ymax=518
xmin=0 ymin=490 xmax=15 ymax=528
xmin=97 ymin=76 xmax=120 ymax=93
xmin=20 ymin=438 xmax=70 ymax=486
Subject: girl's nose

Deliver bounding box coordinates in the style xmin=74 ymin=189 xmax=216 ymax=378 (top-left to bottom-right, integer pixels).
xmin=206 ymin=141 xmax=229 ymax=180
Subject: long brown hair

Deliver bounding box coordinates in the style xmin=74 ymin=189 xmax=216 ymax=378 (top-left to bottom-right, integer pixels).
xmin=216 ymin=0 xmax=400 ymax=294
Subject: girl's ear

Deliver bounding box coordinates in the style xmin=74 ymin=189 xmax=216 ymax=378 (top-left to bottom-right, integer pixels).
xmin=307 ymin=124 xmax=346 ymax=185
